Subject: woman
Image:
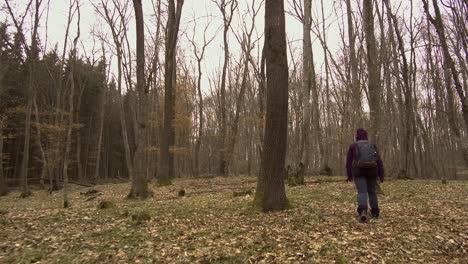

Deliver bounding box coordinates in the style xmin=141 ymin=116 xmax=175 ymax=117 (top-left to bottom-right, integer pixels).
xmin=346 ymin=128 xmax=384 ymax=222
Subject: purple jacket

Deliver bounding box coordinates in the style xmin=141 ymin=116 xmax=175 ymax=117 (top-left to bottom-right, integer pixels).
xmin=346 ymin=128 xmax=384 ymax=181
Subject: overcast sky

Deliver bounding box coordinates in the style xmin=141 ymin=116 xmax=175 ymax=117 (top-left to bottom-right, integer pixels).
xmin=2 ymin=0 xmax=418 ymax=93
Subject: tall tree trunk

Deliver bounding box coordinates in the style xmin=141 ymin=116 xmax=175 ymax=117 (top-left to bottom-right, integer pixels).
xmin=363 ymin=0 xmax=381 ymax=143
xmin=20 ymin=60 xmax=33 ymax=196
xmin=94 ymin=48 xmax=107 ymax=182
xmin=301 ymin=0 xmax=312 ymax=172
xmin=194 ymin=58 xmax=204 ymax=177
xmin=129 ymin=0 xmax=151 ymax=198
xmin=320 ymin=0 xmax=330 ymax=170
xmin=384 ymin=0 xmax=414 ymax=177
xmin=18 ymin=0 xmax=42 ymax=198
xmin=254 ymin=0 xmax=288 ymax=212
xmin=118 ymin=59 xmax=134 ymax=180
xmin=159 ymin=0 xmax=184 ymax=185
xmin=63 ymin=64 xmax=75 ymax=208
xmin=63 ymin=4 xmax=80 ymax=208
xmin=217 ymin=0 xmax=237 ymax=176
xmin=345 ymin=0 xmax=362 ymax=125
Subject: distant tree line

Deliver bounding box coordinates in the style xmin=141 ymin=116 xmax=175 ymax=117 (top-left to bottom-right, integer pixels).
xmin=0 ymin=0 xmax=467 ymax=210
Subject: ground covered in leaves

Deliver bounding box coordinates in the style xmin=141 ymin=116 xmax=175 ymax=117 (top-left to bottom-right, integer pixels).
xmin=0 ymin=176 xmax=467 ymax=263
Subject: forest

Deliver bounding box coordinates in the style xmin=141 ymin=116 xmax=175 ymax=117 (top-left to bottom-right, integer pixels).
xmin=0 ymin=0 xmax=467 ymax=263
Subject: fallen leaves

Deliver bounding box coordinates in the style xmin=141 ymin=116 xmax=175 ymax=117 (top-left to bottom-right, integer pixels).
xmin=0 ymin=177 xmax=466 ymax=263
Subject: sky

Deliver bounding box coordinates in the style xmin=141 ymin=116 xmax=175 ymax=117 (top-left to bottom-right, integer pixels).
xmin=1 ymin=0 xmax=361 ymax=93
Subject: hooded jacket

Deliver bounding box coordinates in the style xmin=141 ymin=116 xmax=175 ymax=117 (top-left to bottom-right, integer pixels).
xmin=346 ymin=128 xmax=384 ymax=181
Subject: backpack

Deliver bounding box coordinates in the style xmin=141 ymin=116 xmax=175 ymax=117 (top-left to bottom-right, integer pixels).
xmin=352 ymin=140 xmax=378 ymax=169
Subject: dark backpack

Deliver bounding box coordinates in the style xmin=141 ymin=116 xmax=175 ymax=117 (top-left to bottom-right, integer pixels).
xmin=353 ymin=140 xmax=378 ymax=169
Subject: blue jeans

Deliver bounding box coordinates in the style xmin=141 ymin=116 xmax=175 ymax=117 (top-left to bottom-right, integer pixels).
xmin=353 ymin=168 xmax=379 ymax=216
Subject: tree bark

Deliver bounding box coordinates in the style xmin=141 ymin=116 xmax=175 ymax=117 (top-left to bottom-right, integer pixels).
xmin=195 ymin=57 xmax=204 ymax=177
xmin=363 ymin=0 xmax=381 ymax=143
xmin=63 ymin=3 xmax=80 ymax=208
xmin=94 ymin=47 xmax=107 ymax=182
xmin=301 ymin=0 xmax=312 ymax=172
xmin=345 ymin=0 xmax=362 ymax=124
xmin=16 ymin=0 xmax=42 ymax=198
xmin=129 ymin=0 xmax=151 ymax=198
xmin=254 ymin=0 xmax=288 ymax=212
xmin=159 ymin=0 xmax=184 ymax=185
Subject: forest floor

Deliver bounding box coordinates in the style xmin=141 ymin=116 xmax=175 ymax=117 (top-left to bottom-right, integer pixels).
xmin=0 ymin=176 xmax=467 ymax=264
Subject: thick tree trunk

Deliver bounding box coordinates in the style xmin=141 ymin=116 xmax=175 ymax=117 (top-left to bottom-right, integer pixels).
xmin=363 ymin=0 xmax=381 ymax=143
xmin=254 ymin=0 xmax=288 ymax=212
xmin=129 ymin=0 xmax=151 ymax=199
xmin=159 ymin=0 xmax=184 ymax=185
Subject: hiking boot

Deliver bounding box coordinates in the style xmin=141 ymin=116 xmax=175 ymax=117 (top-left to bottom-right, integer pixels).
xmin=359 ymin=211 xmax=368 ymax=223
xmin=370 ymin=208 xmax=380 ymax=219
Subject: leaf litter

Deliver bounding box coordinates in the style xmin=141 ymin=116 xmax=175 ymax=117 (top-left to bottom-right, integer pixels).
xmin=0 ymin=176 xmax=466 ymax=263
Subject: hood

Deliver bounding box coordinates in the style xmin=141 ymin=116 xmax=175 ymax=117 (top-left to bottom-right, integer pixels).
xmin=356 ymin=128 xmax=368 ymax=141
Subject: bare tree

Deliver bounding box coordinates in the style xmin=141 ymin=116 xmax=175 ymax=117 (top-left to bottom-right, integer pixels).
xmin=225 ymin=0 xmax=262 ymax=175
xmin=383 ymin=0 xmax=415 ymax=177
xmin=63 ymin=0 xmax=80 ymax=208
xmin=213 ymin=0 xmax=238 ymax=176
xmin=5 ymin=0 xmax=42 ymax=198
xmin=255 ymin=0 xmax=288 ymax=212
xmin=345 ymin=0 xmax=362 ymax=124
xmin=362 ymin=0 xmax=381 ymax=142
xmin=290 ymin=0 xmax=324 ymax=172
xmin=93 ymin=44 xmax=107 ymax=181
xmin=186 ymin=16 xmax=217 ymax=177
xmin=159 ymin=0 xmax=185 ymax=185
xmin=94 ymin=0 xmax=135 ymax=181
xmin=128 ymin=0 xmax=151 ymax=198
xmin=422 ymin=0 xmax=468 ymax=165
